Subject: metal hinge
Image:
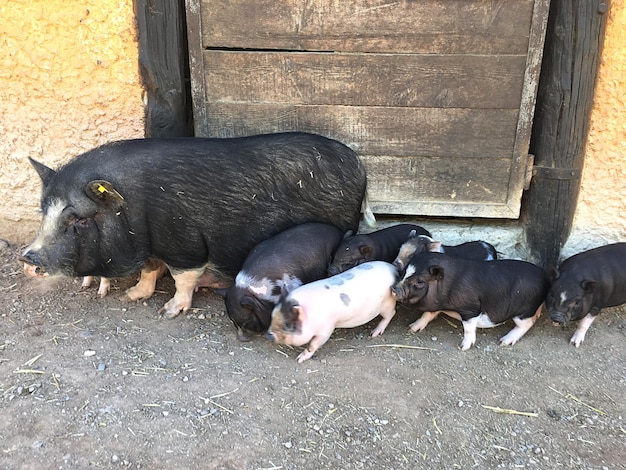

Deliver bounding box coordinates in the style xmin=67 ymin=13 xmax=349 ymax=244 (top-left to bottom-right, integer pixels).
xmin=523 ymin=154 xmax=582 ymax=190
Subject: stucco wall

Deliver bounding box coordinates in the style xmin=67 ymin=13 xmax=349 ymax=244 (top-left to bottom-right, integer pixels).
xmin=561 ymin=0 xmax=626 ymax=257
xmin=0 ymin=0 xmax=144 ymax=244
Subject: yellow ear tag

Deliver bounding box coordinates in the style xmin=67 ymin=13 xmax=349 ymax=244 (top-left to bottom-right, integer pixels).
xmin=97 ymin=184 xmax=109 ymax=194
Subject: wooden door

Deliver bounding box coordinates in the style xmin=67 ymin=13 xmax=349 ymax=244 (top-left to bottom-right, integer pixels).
xmin=186 ymin=0 xmax=550 ymax=218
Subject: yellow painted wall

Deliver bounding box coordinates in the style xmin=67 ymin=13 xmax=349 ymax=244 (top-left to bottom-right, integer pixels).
xmin=0 ymin=0 xmax=144 ymax=244
xmin=563 ymin=0 xmax=626 ymax=255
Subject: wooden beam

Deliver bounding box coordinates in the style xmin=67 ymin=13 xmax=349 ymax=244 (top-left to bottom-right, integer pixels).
xmin=134 ymin=0 xmax=192 ymax=137
xmin=523 ymin=0 xmax=610 ymax=269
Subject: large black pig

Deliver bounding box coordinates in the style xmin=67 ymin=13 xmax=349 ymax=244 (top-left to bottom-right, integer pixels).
xmin=21 ymin=132 xmax=369 ymax=317
xmin=545 ymin=242 xmax=626 ymax=347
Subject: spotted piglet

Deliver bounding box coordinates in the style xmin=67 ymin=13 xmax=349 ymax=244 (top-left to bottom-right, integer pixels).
xmin=267 ymin=261 xmax=397 ymax=363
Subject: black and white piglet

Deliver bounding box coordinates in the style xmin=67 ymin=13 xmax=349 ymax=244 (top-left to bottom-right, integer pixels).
xmin=393 ymin=233 xmax=497 ymax=271
xmin=392 ymin=252 xmax=550 ymax=350
xmin=545 ymin=242 xmax=626 ymax=346
xmin=217 ymin=223 xmax=343 ymax=340
xmin=327 ymin=223 xmax=431 ymax=275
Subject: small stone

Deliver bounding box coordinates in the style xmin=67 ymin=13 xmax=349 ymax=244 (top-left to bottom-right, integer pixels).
xmin=111 ymin=454 xmax=119 ymax=463
xmin=431 ymin=336 xmax=437 ymax=341
xmin=97 ymin=363 xmax=106 ymax=371
xmin=182 ymin=376 xmax=189 ymax=382
xmin=283 ymin=441 xmax=293 ymax=449
xmin=84 ymin=350 xmax=96 ymax=357
xmin=458 ymin=400 xmax=464 ymax=407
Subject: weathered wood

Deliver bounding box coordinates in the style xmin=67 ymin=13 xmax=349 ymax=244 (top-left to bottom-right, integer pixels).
xmin=185 ymin=0 xmax=209 ymax=136
xmin=363 ymin=155 xmax=513 ymax=217
xmin=135 ymin=0 xmax=192 ymax=137
xmin=201 ymin=0 xmax=534 ymax=55
xmin=523 ymin=0 xmax=609 ymax=268
xmin=202 ymin=103 xmax=519 ymax=159
xmin=203 ymin=51 xmax=526 ymax=108
xmin=186 ymin=0 xmax=550 ymax=218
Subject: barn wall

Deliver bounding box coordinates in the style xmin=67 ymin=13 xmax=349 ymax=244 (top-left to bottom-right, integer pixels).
xmin=561 ymin=0 xmax=626 ymax=257
xmin=0 ymin=0 xmax=144 ymax=245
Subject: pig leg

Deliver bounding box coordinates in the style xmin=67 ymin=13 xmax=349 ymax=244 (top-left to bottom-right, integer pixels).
xmin=97 ymin=277 xmax=111 ymax=298
xmin=459 ymin=317 xmax=479 ymax=351
xmin=570 ymin=313 xmax=597 ymax=347
xmin=409 ymin=311 xmax=440 ymax=332
xmin=81 ymin=276 xmax=94 ymax=290
xmin=125 ymin=261 xmax=168 ymax=301
xmin=500 ymin=305 xmax=542 ymax=346
xmin=296 ymin=332 xmax=333 ymax=363
xmin=371 ymin=302 xmax=397 ymax=337
xmin=81 ymin=276 xmax=111 ymax=298
xmin=160 ymin=267 xmax=205 ymax=319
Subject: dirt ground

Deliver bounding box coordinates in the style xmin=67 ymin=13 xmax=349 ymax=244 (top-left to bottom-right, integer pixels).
xmin=1 ymin=242 xmax=625 ymax=470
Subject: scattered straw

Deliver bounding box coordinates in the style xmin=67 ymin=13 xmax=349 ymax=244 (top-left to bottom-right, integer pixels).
xmin=481 ymin=405 xmax=538 ymax=417
xmin=13 ymin=369 xmax=44 ymax=375
xmin=208 ymin=400 xmax=233 ymax=415
xmin=210 ymin=388 xmax=239 ymax=399
xmin=549 ymin=386 xmax=606 ymax=416
xmin=366 ymin=344 xmax=437 ymax=351
xmin=433 ymin=417 xmax=442 ymax=434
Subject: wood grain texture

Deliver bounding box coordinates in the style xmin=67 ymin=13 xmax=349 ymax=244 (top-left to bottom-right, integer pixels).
xmin=200 ymin=0 xmax=534 ymax=55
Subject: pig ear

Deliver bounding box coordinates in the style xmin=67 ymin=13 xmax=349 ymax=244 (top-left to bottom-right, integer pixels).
xmin=28 ymin=157 xmax=56 ymax=187
xmin=429 ymin=265 xmax=444 ymax=280
xmin=282 ymin=304 xmax=304 ymax=334
xmin=427 ymin=240 xmax=443 ymax=252
xmin=580 ymin=280 xmax=597 ymax=294
xmin=86 ymin=180 xmax=125 ymax=208
xmin=343 ymin=230 xmax=353 ymax=239
xmin=359 ymin=245 xmax=374 ymax=257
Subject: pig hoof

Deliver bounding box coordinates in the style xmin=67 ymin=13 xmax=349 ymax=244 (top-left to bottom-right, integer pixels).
xmin=408 ymin=320 xmax=427 ymax=333
xmin=125 ymin=286 xmax=153 ymax=301
xmin=159 ymin=299 xmax=190 ymax=319
xmin=459 ymin=339 xmax=475 ymax=351
xmin=296 ymin=350 xmax=314 ymax=363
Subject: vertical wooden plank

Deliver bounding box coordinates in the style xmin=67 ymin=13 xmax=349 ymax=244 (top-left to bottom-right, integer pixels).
xmin=523 ymin=0 xmax=610 ymax=268
xmin=135 ymin=0 xmax=192 ymax=137
xmin=506 ymin=0 xmax=551 ymax=214
xmin=185 ymin=0 xmax=209 ymax=136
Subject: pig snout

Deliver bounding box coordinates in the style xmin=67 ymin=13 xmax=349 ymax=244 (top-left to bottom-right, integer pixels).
xmin=391 ymin=284 xmax=406 ymax=300
xmin=265 ymin=331 xmax=276 ymax=342
xmin=549 ymin=311 xmax=569 ymax=325
xmin=20 ymin=251 xmax=47 ymax=276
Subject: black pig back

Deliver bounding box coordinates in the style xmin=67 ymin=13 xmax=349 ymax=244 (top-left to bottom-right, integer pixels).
xmin=44 ymin=133 xmax=366 ymax=277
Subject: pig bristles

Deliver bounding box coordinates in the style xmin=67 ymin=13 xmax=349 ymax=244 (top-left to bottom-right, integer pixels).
xmin=365 ymin=344 xmax=437 ymax=351
xmin=548 ymin=386 xmax=607 ymax=415
xmin=481 ymin=405 xmax=539 ymax=418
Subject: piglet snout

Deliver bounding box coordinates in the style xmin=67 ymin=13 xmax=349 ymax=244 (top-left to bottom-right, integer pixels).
xmin=265 ymin=331 xmax=276 ymax=342
xmin=549 ymin=312 xmax=568 ymax=324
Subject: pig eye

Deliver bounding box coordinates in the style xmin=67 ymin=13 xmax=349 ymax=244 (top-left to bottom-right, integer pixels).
xmin=67 ymin=215 xmax=91 ymax=231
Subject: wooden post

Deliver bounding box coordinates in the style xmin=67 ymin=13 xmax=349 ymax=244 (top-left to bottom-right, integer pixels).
xmin=134 ymin=0 xmax=192 ymax=137
xmin=523 ymin=0 xmax=609 ymax=269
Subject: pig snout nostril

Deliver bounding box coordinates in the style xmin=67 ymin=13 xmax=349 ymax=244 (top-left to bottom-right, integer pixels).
xmin=549 ymin=312 xmax=567 ymax=324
